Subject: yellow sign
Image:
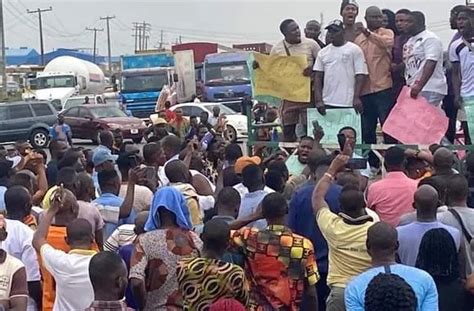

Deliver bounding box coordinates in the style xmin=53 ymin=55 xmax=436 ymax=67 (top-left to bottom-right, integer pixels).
xmin=253 ymin=53 xmax=310 ymax=102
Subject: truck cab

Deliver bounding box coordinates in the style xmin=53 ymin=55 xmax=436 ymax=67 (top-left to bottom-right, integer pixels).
xmin=120 ymin=54 xmax=175 ymax=120
xmin=34 ymin=71 xmax=79 ymax=110
xmin=203 ymin=52 xmax=252 ymax=105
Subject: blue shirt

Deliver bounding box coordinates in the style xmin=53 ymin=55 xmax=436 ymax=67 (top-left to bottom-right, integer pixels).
xmin=397 ymin=221 xmax=461 ymax=266
xmin=49 ymin=124 xmax=71 ymax=141
xmin=345 ymin=264 xmax=439 ymax=311
xmin=93 ymin=193 xmax=136 ymax=238
xmin=287 ymin=182 xmax=342 ymax=274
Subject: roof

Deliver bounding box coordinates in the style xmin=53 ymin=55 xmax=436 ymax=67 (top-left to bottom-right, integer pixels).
xmin=5 ymin=47 xmax=38 ymax=57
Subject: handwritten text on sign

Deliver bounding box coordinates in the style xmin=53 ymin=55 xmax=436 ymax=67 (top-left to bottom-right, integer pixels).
xmin=253 ymin=53 xmax=310 ymax=103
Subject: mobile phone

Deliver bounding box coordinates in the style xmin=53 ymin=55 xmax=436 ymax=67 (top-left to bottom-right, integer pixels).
xmin=347 ymin=158 xmax=368 ymax=170
xmin=337 ymin=133 xmax=346 ymax=151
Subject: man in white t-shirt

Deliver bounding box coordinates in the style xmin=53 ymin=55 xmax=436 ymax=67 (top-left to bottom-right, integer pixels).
xmin=403 ymin=11 xmax=447 ymax=107
xmin=32 ymin=196 xmax=95 ymax=311
xmin=450 ymin=8 xmax=474 ymax=142
xmin=314 ymin=19 xmax=368 ymax=115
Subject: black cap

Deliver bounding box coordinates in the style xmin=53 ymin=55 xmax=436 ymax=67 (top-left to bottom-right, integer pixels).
xmin=325 ymin=20 xmax=345 ymax=32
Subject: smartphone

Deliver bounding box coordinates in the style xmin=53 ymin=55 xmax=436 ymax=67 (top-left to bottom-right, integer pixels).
xmin=337 ymin=133 xmax=346 ymax=151
xmin=347 ymin=158 xmax=368 ymax=170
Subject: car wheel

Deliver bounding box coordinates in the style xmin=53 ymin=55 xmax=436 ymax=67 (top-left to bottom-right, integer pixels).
xmin=132 ymin=137 xmax=142 ymax=144
xmin=30 ymin=129 xmax=49 ymax=149
xmin=225 ymin=125 xmax=238 ymax=143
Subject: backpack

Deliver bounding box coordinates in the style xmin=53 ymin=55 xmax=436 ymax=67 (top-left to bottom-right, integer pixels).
xmin=449 ymin=208 xmax=474 ymax=275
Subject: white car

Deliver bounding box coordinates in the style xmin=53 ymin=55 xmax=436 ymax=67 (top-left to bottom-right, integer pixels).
xmin=170 ymin=102 xmax=248 ymax=142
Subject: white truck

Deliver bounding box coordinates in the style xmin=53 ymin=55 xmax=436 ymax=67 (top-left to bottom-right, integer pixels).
xmin=25 ymin=56 xmax=106 ymax=110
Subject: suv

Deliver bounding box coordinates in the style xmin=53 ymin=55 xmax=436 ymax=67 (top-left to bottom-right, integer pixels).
xmin=0 ymin=101 xmax=57 ymax=148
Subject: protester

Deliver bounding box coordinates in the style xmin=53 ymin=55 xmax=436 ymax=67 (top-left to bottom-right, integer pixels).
xmin=392 ymin=9 xmax=411 ymax=99
xmin=270 ymin=18 xmax=320 ymax=141
xmin=178 ymin=219 xmax=249 ymax=309
xmin=288 ymin=154 xmax=340 ymax=311
xmin=199 ymin=111 xmax=213 ymax=131
xmin=345 ymin=222 xmax=438 ymax=310
xmin=104 ymin=211 xmax=148 ymax=252
xmin=363 ymin=273 xmax=417 ymax=311
xmin=416 ymin=228 xmax=471 ymax=311
xmin=170 ymin=108 xmax=190 ymax=139
xmin=158 ymin=135 xmax=182 ymax=186
xmin=237 ymin=164 xmax=273 ymax=229
xmin=403 ymin=11 xmax=447 ymax=106
xmin=86 ymin=251 xmax=129 ymax=311
xmin=32 ymin=188 xmax=96 ymax=310
xmin=312 ymin=149 xmax=378 ymax=311
xmin=49 ymin=114 xmax=73 ymax=147
xmin=439 ymin=174 xmax=474 ymax=277
xmin=340 ymin=0 xmax=359 ymax=42
xmin=46 ymin=140 xmax=68 ymax=187
xmin=367 ymin=147 xmax=418 ymax=227
xmin=285 ymin=136 xmax=314 ymax=176
xmin=230 ymin=193 xmax=319 ymax=310
xmin=185 ymin=115 xmax=199 ymax=140
xmin=354 ymin=6 xmax=396 ymax=158
xmin=314 ymin=20 xmax=367 ymax=115
xmin=130 ymin=187 xmax=202 ymax=310
xmin=305 ymin=20 xmax=326 ymax=49
xmin=397 ymin=184 xmax=461 ymax=266
xmin=0 ymin=215 xmax=28 ymax=311
xmin=450 ymin=6 xmax=473 ymax=144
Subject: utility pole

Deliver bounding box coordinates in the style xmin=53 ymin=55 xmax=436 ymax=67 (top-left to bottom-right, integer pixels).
xmin=159 ymin=30 xmax=164 ymax=50
xmin=100 ymin=15 xmax=115 ymax=74
xmin=0 ymin=0 xmax=7 ymax=98
xmin=27 ymin=6 xmax=52 ymax=66
xmin=85 ymin=27 xmax=103 ymax=63
xmin=132 ymin=22 xmax=141 ymax=52
xmin=141 ymin=21 xmax=150 ymax=52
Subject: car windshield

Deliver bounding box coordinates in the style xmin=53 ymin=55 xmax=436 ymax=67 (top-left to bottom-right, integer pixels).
xmin=205 ymin=62 xmax=250 ymax=86
xmin=90 ymin=106 xmax=127 ymax=118
xmin=64 ymin=98 xmax=95 ymax=110
xmin=122 ymin=72 xmax=168 ymax=93
xmin=204 ymin=104 xmax=237 ymax=115
xmin=36 ymin=75 xmax=76 ymax=89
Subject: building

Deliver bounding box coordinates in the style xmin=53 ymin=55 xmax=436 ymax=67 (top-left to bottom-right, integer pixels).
xmin=6 ymin=47 xmax=39 ymax=66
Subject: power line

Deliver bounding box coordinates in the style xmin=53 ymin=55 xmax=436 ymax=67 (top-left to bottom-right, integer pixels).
xmin=100 ymin=15 xmax=115 ymax=74
xmin=85 ymin=27 xmax=103 ymax=63
xmin=27 ymin=6 xmax=52 ymax=66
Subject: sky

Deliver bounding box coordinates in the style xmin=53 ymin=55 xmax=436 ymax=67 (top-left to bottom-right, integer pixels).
xmin=3 ymin=0 xmax=464 ymax=56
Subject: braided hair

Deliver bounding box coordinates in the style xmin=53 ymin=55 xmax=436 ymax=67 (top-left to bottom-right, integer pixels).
xmin=415 ymin=228 xmax=460 ymax=282
xmin=364 ymin=273 xmax=417 ymax=311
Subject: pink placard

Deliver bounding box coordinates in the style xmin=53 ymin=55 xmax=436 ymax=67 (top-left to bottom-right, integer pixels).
xmin=382 ymin=87 xmax=448 ymax=145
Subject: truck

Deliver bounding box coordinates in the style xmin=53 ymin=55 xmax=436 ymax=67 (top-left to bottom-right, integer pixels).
xmin=120 ymin=53 xmax=175 ymax=119
xmin=30 ymin=56 xmax=106 ymax=110
xmin=202 ymin=52 xmax=252 ymax=108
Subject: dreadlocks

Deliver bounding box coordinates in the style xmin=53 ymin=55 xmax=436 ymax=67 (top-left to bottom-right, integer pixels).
xmin=364 ymin=273 xmax=417 ymax=311
xmin=415 ymin=228 xmax=459 ymax=282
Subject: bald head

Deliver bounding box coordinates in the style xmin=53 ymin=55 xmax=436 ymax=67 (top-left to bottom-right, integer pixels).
xmin=66 ymin=218 xmax=93 ymax=247
xmin=365 ymin=6 xmax=384 ymax=30
xmin=414 ymin=185 xmax=439 ymax=220
xmin=433 ymin=147 xmax=454 ymax=172
xmin=367 ymin=222 xmax=398 ymax=258
xmin=304 ymin=19 xmax=322 ymax=40
xmin=134 ymin=211 xmax=149 ymax=235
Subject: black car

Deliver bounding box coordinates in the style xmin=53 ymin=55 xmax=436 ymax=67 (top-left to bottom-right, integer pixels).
xmin=0 ymin=101 xmax=57 ymax=148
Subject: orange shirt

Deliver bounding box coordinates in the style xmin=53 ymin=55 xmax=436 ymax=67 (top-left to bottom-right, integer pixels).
xmin=39 ymin=226 xmax=99 ymax=311
xmin=355 ymin=28 xmax=394 ymax=96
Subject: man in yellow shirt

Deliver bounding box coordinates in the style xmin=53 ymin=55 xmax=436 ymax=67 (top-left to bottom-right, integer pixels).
xmin=312 ymin=145 xmax=378 ymax=311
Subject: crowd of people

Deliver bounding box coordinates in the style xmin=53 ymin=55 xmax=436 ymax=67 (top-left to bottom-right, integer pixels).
xmin=2 ymin=1 xmax=474 ymax=311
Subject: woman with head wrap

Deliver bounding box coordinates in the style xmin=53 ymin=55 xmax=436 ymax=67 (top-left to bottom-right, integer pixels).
xmin=129 ymin=187 xmax=203 ymax=311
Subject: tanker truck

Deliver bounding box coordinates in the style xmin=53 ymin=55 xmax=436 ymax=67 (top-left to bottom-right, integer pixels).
xmin=27 ymin=56 xmax=106 ymax=110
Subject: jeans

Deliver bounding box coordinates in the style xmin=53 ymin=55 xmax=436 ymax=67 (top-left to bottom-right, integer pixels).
xmin=361 ymin=89 xmax=396 ymax=167
xmin=326 ymin=286 xmax=346 ymax=311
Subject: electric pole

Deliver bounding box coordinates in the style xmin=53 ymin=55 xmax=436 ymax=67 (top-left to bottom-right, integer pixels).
xmin=141 ymin=21 xmax=150 ymax=52
xmin=100 ymin=15 xmax=115 ymax=74
xmin=159 ymin=30 xmax=164 ymax=50
xmin=27 ymin=6 xmax=52 ymax=66
xmin=86 ymin=27 xmax=103 ymax=63
xmin=0 ymin=0 xmax=7 ymax=98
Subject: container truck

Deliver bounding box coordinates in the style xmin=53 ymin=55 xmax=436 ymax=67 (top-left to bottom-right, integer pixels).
xmin=29 ymin=56 xmax=106 ymax=110
xmin=203 ymin=52 xmax=252 ymax=108
xmin=120 ymin=53 xmax=175 ymax=119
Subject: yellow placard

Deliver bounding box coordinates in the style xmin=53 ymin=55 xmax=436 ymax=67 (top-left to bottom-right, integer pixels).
xmin=253 ymin=53 xmax=310 ymax=103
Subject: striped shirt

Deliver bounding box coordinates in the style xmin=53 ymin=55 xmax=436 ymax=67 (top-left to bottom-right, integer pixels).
xmin=104 ymin=224 xmax=136 ymax=252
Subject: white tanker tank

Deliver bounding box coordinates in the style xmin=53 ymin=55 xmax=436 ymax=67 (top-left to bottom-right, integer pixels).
xmin=31 ymin=56 xmax=106 ymax=109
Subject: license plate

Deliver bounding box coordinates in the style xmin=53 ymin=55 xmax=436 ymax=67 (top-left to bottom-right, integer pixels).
xmin=130 ymin=129 xmax=138 ymax=134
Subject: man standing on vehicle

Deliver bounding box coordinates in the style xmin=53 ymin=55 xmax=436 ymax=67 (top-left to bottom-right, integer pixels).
xmin=49 ymin=115 xmax=73 ymax=147
xmin=269 ymin=19 xmax=320 ymax=142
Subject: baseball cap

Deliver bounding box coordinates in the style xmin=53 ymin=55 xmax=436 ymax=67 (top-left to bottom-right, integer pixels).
xmin=92 ymin=148 xmax=118 ymax=166
xmin=234 ymin=156 xmax=262 ymax=174
xmin=150 ymin=114 xmax=167 ymax=126
xmin=325 ymin=20 xmax=345 ymax=32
